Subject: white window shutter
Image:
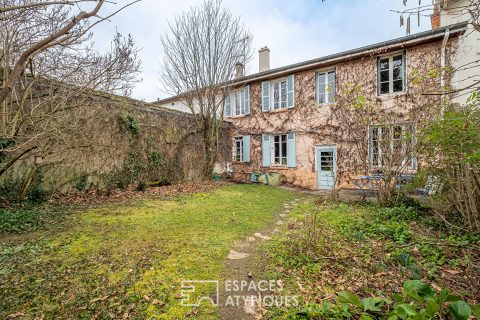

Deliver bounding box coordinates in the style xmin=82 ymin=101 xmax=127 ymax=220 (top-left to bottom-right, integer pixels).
xmin=287 ymin=75 xmax=295 ymax=108
xmin=287 ymin=132 xmax=296 ymax=167
xmin=262 ymin=134 xmax=271 ymax=167
xmin=243 ymin=135 xmax=250 ymax=162
xmin=224 ymin=94 xmax=232 ymax=117
xmin=244 ymin=86 xmax=250 ymax=115
xmin=262 ymin=82 xmax=270 ymax=112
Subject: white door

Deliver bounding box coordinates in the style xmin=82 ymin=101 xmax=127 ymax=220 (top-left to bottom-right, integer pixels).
xmin=316 ymin=145 xmax=337 ymax=190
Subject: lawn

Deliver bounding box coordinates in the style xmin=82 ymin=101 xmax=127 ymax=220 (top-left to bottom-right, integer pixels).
xmin=260 ymin=200 xmax=480 ymax=319
xmin=0 ymin=184 xmax=296 ymax=319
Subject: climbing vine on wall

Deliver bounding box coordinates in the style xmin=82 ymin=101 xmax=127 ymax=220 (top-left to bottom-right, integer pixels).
xmin=118 ymin=109 xmax=140 ymax=137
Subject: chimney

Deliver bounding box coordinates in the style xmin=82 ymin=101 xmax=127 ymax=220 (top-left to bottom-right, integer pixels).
xmin=431 ymin=1 xmax=441 ymax=29
xmin=258 ymin=46 xmax=270 ymax=72
xmin=235 ymin=62 xmax=245 ymax=79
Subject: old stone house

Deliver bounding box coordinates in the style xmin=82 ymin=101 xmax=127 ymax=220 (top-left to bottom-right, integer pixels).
xmin=225 ymin=22 xmax=470 ymax=190
xmin=156 ymin=19 xmax=475 ymax=191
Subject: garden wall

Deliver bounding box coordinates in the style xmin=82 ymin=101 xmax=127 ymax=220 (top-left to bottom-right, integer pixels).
xmin=0 ymin=89 xmax=230 ymax=196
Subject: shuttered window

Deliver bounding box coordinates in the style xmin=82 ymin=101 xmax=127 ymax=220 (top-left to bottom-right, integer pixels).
xmin=225 ymin=86 xmax=250 ymax=117
xmin=233 ymin=135 xmax=250 ymax=162
xmin=262 ymin=75 xmax=294 ymax=112
xmin=262 ymin=132 xmax=296 ymax=168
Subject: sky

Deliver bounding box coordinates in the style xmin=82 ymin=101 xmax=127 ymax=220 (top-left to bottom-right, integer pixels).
xmin=90 ymin=0 xmax=431 ymax=102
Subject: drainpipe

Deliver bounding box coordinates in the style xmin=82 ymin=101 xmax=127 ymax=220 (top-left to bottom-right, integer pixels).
xmin=440 ymin=27 xmax=450 ymax=114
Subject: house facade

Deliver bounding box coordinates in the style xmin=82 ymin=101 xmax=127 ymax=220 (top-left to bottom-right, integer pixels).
xmin=225 ymin=23 xmax=468 ymax=190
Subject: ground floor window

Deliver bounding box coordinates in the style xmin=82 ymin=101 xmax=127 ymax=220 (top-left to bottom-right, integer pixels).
xmin=369 ymin=123 xmax=416 ymax=169
xmin=234 ymin=137 xmax=244 ymax=162
xmin=273 ymin=134 xmax=288 ymax=165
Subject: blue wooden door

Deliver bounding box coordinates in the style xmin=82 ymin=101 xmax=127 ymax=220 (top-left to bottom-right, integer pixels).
xmin=316 ymin=145 xmax=337 ymax=190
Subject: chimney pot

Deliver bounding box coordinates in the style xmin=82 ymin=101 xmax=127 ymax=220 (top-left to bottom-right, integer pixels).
xmin=258 ymin=46 xmax=270 ymax=72
xmin=235 ymin=62 xmax=245 ymax=79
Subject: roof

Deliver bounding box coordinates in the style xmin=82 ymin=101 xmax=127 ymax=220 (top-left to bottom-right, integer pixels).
xmin=154 ymin=22 xmax=468 ymax=105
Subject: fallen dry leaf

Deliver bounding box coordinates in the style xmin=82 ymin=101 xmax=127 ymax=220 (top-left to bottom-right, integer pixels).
xmin=7 ymin=312 xmax=25 ymax=319
xmin=90 ymin=296 xmax=109 ymax=304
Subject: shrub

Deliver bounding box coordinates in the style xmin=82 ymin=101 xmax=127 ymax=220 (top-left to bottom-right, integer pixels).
xmin=118 ymin=110 xmax=140 ymax=136
xmin=291 ymin=280 xmax=480 ymax=320
xmin=74 ymin=175 xmax=89 ymax=191
xmin=377 ymin=206 xmax=418 ymax=222
xmin=0 ymin=207 xmax=49 ymax=233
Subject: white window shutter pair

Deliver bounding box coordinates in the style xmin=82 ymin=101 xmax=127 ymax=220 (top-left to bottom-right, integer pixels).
xmin=261 ymin=75 xmax=295 ymax=112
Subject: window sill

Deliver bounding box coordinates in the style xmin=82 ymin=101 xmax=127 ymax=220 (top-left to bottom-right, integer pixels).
xmin=231 ymin=114 xmax=250 ymax=119
xmin=233 ymin=161 xmax=250 ymax=165
xmin=262 ymin=165 xmax=294 ymax=171
xmin=267 ymin=108 xmax=290 ymax=114
xmin=316 ymin=102 xmax=336 ymax=107
xmin=376 ymin=91 xmax=407 ymax=100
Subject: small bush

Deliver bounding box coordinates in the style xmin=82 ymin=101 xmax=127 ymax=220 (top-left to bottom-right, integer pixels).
xmin=27 ymin=188 xmax=48 ymax=204
xmin=0 ymin=207 xmax=49 ymax=233
xmin=118 ymin=110 xmax=140 ymax=136
xmin=136 ymin=181 xmax=147 ymax=192
xmin=378 ymin=205 xmax=418 ymax=221
xmin=291 ymin=280 xmax=480 ymax=320
xmin=74 ymin=175 xmax=89 ymax=191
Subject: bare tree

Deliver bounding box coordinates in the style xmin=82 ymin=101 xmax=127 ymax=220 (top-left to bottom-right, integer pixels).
xmin=159 ymin=0 xmax=252 ymax=177
xmin=0 ymin=0 xmax=142 ymax=198
xmin=0 ymin=0 xmax=141 ymax=105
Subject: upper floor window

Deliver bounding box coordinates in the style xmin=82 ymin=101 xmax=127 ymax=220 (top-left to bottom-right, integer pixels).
xmin=272 ymin=79 xmax=288 ymax=110
xmin=262 ymin=75 xmax=295 ymax=112
xmin=317 ymin=70 xmax=336 ymax=104
xmin=224 ymin=86 xmax=250 ymax=118
xmin=234 ymin=89 xmax=246 ymax=116
xmin=378 ymin=52 xmax=405 ymax=95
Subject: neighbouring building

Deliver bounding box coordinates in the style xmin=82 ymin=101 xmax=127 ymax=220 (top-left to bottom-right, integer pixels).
xmin=156 ymin=19 xmax=476 ymax=191
xmin=433 ymin=0 xmax=480 ymax=106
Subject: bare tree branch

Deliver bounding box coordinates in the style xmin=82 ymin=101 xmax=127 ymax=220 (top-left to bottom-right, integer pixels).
xmin=159 ymin=0 xmax=252 ymax=176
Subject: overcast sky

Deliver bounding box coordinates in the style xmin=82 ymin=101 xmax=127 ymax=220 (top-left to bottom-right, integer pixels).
xmin=90 ymin=0 xmax=431 ymax=102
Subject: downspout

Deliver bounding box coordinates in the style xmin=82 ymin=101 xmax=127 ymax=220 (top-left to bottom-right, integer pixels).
xmin=440 ymin=27 xmax=450 ymax=114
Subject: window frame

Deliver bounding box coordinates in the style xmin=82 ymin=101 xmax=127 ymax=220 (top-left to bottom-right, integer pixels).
xmin=272 ymin=133 xmax=288 ymax=166
xmin=233 ymin=136 xmax=244 ymax=162
xmin=368 ymin=123 xmax=416 ymax=169
xmin=377 ymin=51 xmax=406 ymax=96
xmin=316 ymin=69 xmax=336 ymax=104
xmin=232 ymin=89 xmax=246 ymax=116
xmin=271 ymin=78 xmax=288 ymax=110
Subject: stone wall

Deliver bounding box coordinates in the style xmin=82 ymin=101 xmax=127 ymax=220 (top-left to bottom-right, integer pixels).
xmin=1 ymin=89 xmax=230 ymax=193
xmin=230 ymin=38 xmax=457 ymax=190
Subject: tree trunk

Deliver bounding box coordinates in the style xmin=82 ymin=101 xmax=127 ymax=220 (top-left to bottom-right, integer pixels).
xmin=202 ymin=127 xmax=217 ymax=179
